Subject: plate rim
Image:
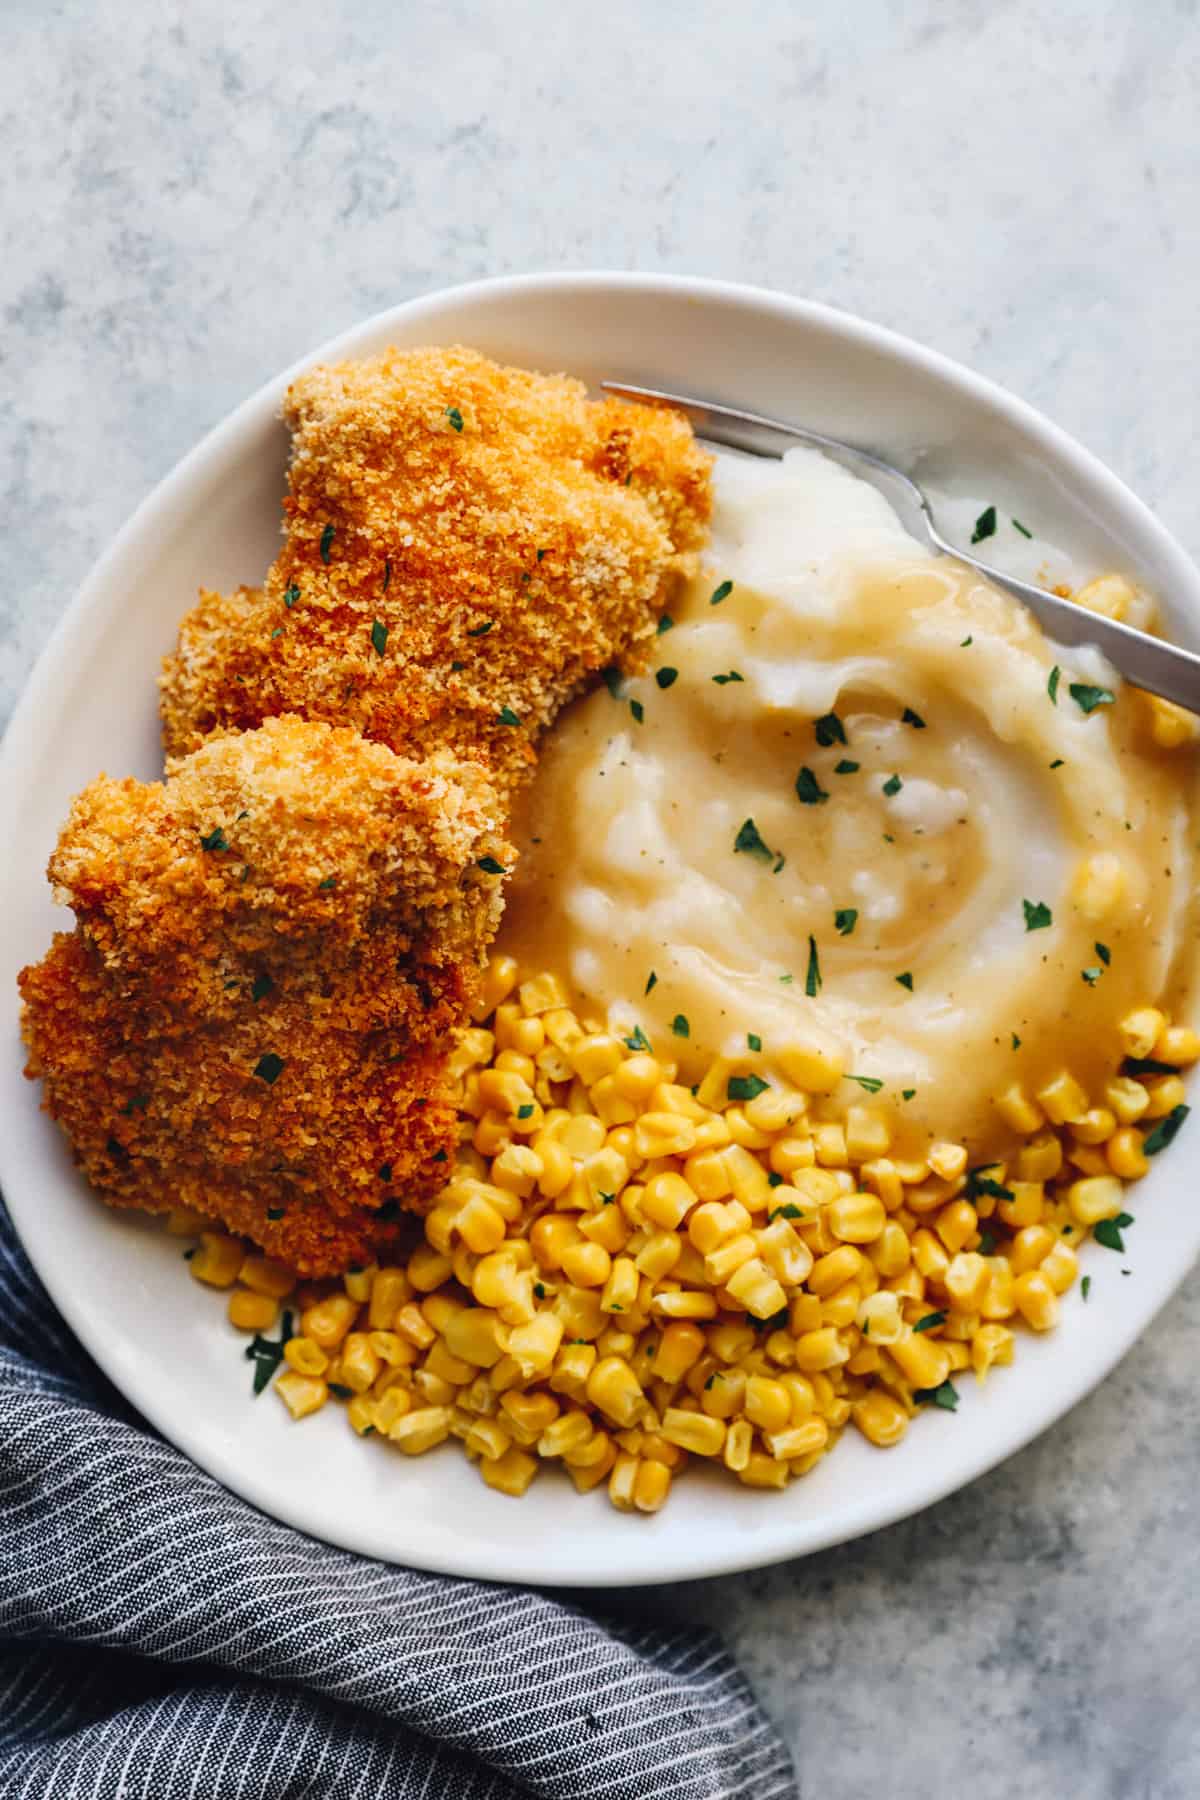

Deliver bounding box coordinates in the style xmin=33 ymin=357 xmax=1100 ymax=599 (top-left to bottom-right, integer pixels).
xmin=3 ymin=268 xmax=1199 ymax=1586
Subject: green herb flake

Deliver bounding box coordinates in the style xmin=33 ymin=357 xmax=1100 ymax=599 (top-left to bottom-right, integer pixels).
xmin=971 ymin=506 xmax=997 ymax=545
xmin=1023 ymin=899 xmax=1053 ymax=932
xmin=1095 ymin=942 xmax=1111 ymax=965
xmin=445 ymin=405 xmax=464 ymax=432
xmin=534 ymin=1282 xmax=546 ymax=1300
xmin=497 ymin=705 xmax=521 ymax=727
xmin=805 ymin=935 xmax=822 ymax=997
xmin=318 ymin=876 xmax=337 ymax=890
xmin=601 ymin=666 xmax=624 ymax=698
xmin=371 ymin=618 xmax=388 ymax=657
xmin=645 ymin=971 xmax=658 ymax=995
xmin=767 ymin=1171 xmax=784 ymax=1188
xmin=728 ymin=1073 xmax=769 ymax=1103
xmin=795 ymin=766 xmax=829 ymax=806
xmin=1012 ymin=518 xmax=1033 ymax=538
xmin=961 ymin=636 xmax=973 ymax=647
xmin=657 ymin=613 xmax=674 ymax=634
xmin=913 ymin=1311 xmax=946 ymax=1333
xmin=901 ymin=707 xmax=926 ymax=729
xmin=1081 ymin=967 xmax=1103 ymax=986
xmin=734 ymin=817 xmax=775 ymax=862
xmin=847 ymin=1074 xmax=884 ymax=1093
xmin=709 ymin=580 xmax=733 ymax=606
xmin=712 ymin=671 xmax=744 ymax=685
xmin=672 ymin=1014 xmax=690 ymax=1038
xmin=1070 ymin=683 xmax=1116 ymax=716
xmin=976 ymin=1229 xmax=997 ymax=1255
xmin=656 ymin=667 xmax=679 ymax=690
xmin=382 ymin=558 xmax=392 ymax=592
xmin=266 ymin=1207 xmax=286 ymax=1221
xmin=253 ymin=1053 xmax=285 ymax=1085
xmin=244 ymin=1308 xmax=294 ymax=1396
xmin=834 ymin=759 xmax=860 ymax=775
xmin=1094 ymin=1213 xmax=1134 ymax=1251
xmin=623 ymin=1025 xmax=651 ymax=1053
xmin=250 ymin=974 xmax=273 ymax=1003
xmin=536 ymin=549 xmax=547 ymax=562
xmin=896 ymin=971 xmax=914 ymax=991
xmin=747 ymin=1032 xmax=762 ymax=1052
xmin=1050 ymin=758 xmax=1065 ymax=769
xmin=517 ymin=1103 xmax=534 ymax=1120
xmin=966 ymin=1165 xmax=1014 ymax=1202
xmin=902 ymin=1087 xmax=917 ymax=1100
xmin=834 ymin=907 xmax=858 ymax=936
xmin=882 ymin=773 xmax=903 ymax=797
xmin=199 ymin=827 xmax=228 ymax=853
xmin=320 ymin=524 xmax=335 ymax=564
xmin=1143 ymin=1105 xmax=1189 ymax=1156
xmin=270 ymin=626 xmax=283 ymax=639
xmin=477 ymin=855 xmax=507 ymax=875
xmin=1122 ymin=1056 xmax=1176 ymax=1078
xmin=630 ymin=699 xmax=644 ymax=723
xmin=814 ymin=712 xmax=846 ymax=747
xmin=467 ymin=620 xmax=494 ymax=638
xmin=1081 ymin=1275 xmax=1092 ymax=1301
xmin=769 ymin=1203 xmax=804 ymax=1222
xmin=1048 ymin=665 xmax=1061 ymax=705
xmin=284 ymin=584 xmax=300 ymax=608
xmin=450 ymin=661 xmax=466 ymax=671
xmin=1011 ymin=1032 xmax=1022 ymax=1050
xmin=914 ymin=1378 xmax=959 ymax=1412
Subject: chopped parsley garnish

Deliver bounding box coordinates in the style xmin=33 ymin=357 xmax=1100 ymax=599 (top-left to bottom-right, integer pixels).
xmin=779 ymin=973 xmax=793 ymax=984
xmin=728 ymin=1074 xmax=769 ymax=1102
xmin=378 ymin=1163 xmax=392 ymax=1182
xmin=284 ymin=584 xmax=300 ymax=608
xmin=118 ymin=1094 xmax=149 ymax=1116
xmin=1070 ymin=682 xmax=1116 ymax=715
xmin=266 ymin=1207 xmax=286 ymax=1221
xmin=1023 ymin=899 xmax=1052 ymax=932
xmin=645 ymin=971 xmax=658 ymax=995
xmin=200 ymin=827 xmax=228 ymax=853
xmin=534 ymin=1282 xmax=546 ymax=1300
xmin=1048 ymin=665 xmax=1061 ymax=705
xmin=467 ymin=620 xmax=494 ymax=638
xmin=961 ymin=636 xmax=973 ymax=647
xmin=1081 ymin=1275 xmax=1092 ymax=1301
xmin=1011 ymin=1033 xmax=1022 ymax=1050
xmin=814 ymin=712 xmax=846 ymax=747
xmin=371 ymin=618 xmax=388 ymax=657
xmin=1143 ymin=1105 xmax=1189 ymax=1155
xmin=881 ymin=773 xmax=903 ymax=797
xmin=914 ymin=1311 xmax=945 ymax=1333
xmin=902 ymin=1087 xmax=916 ymax=1100
xmin=914 ymin=1378 xmax=959 ymax=1411
xmin=623 ymin=1025 xmax=651 ymax=1052
xmin=896 ymin=971 xmax=914 ymax=991
xmin=318 ymin=876 xmax=336 ymax=890
xmin=245 ymin=1308 xmax=293 ymax=1396
xmin=834 ymin=759 xmax=860 ymax=775
xmin=1095 ymin=942 xmax=1111 ymax=965
xmin=1093 ymin=1212 xmax=1134 ymax=1251
xmin=901 ymin=707 xmax=926 ymax=729
xmin=656 ymin=667 xmax=679 ymax=690
xmin=733 ymin=817 xmax=777 ymax=862
xmin=1049 ymin=758 xmax=1064 ymax=769
xmin=537 ymin=549 xmax=547 ymax=562
xmin=965 ymin=1165 xmax=1013 ymax=1201
xmin=747 ymin=1032 xmax=762 ymax=1052
xmin=976 ymin=1230 xmax=997 ymax=1255
xmin=320 ymin=524 xmax=335 ymax=564
xmin=450 ymin=661 xmax=466 ymax=671
xmin=971 ymin=506 xmax=997 ymax=545
xmin=1081 ymin=966 xmax=1103 ymax=986
xmin=709 ymin=580 xmax=733 ymax=606
xmin=657 ymin=613 xmax=674 ymax=634
xmin=795 ymin=766 xmax=829 ymax=806
xmin=517 ymin=1103 xmax=534 ymax=1120
xmin=630 ymin=699 xmax=644 ymax=723
xmin=1121 ymin=1056 xmax=1176 ymax=1078
xmin=477 ymin=856 xmax=507 ymax=874
xmin=847 ymin=1074 xmax=883 ymax=1093
xmin=712 ymin=671 xmax=744 ymax=685
xmin=497 ymin=706 xmax=521 ymax=726
xmin=1012 ymin=518 xmax=1033 ymax=539
xmin=834 ymin=908 xmax=858 ymax=936
xmin=253 ymin=1053 xmax=284 ymax=1084
xmin=601 ymin=666 xmax=624 ymax=698
xmin=805 ymin=935 xmax=822 ymax=997
xmin=769 ymin=1203 xmax=803 ymax=1222
xmin=383 ymin=558 xmax=392 ymax=592
xmin=270 ymin=626 xmax=283 ymax=639
xmin=445 ymin=405 xmax=464 ymax=432
xmin=672 ymin=1014 xmax=690 ymax=1038
xmin=251 ymin=974 xmax=273 ymax=1003
xmin=767 ymin=1172 xmax=784 ymax=1189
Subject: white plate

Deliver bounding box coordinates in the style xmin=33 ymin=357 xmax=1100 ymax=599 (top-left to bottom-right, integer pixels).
xmin=3 ymin=272 xmax=1199 ymax=1588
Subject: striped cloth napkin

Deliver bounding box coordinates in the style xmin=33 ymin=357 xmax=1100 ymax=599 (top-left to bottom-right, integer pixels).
xmin=0 ymin=1204 xmax=796 ymax=1799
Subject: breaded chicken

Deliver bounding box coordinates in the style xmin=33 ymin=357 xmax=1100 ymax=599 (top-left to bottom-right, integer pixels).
xmin=19 ymin=716 xmax=512 ymax=1274
xmin=160 ymin=346 xmax=712 ymax=793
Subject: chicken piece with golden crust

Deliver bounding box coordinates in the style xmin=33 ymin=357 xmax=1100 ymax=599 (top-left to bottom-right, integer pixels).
xmin=160 ymin=346 xmax=712 ymax=794
xmin=19 ymin=715 xmax=512 ymax=1274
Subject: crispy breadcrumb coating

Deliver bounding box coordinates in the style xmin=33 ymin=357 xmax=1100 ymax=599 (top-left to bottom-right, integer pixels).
xmin=20 ymin=716 xmax=512 ymax=1274
xmin=159 ymin=346 xmax=712 ymax=793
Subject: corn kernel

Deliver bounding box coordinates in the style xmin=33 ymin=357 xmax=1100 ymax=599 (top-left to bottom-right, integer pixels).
xmin=1106 ymin=1126 xmax=1149 ymax=1180
xmin=1013 ymin=1270 xmax=1059 ymax=1332
xmin=1143 ymin=1074 xmax=1187 ymax=1119
xmin=765 ymin=1417 xmax=829 ymax=1461
xmin=1067 ymin=1176 xmax=1124 ymax=1226
xmin=1041 ymin=1240 xmax=1079 ymax=1295
xmin=827 ymin=1191 xmax=886 ymax=1245
xmin=845 ymin=1106 xmax=891 ymax=1161
xmin=972 ymin=1322 xmax=1015 ymax=1382
xmin=227 ymin=1289 xmax=278 ymax=1332
xmin=794 ymin=1327 xmax=850 ymax=1373
xmin=641 ymin=1171 xmax=696 ymax=1230
xmin=284 ymin=1335 xmax=328 ymax=1377
xmin=661 ymin=1408 xmax=726 ymax=1456
xmin=586 ymin=1356 xmax=645 ymax=1427
xmin=560 ymin=1241 xmax=612 ymax=1288
xmin=506 ymin=1312 xmax=564 ymax=1377
xmin=1016 ymin=1132 xmax=1063 ymax=1183
xmin=1037 ymin=1071 xmax=1090 ymax=1126
xmin=275 ymin=1372 xmax=328 ymax=1419
xmin=190 ymin=1233 xmax=245 ymax=1289
xmin=852 ymin=1390 xmax=909 ymax=1446
xmin=994 ymin=1084 xmax=1045 ymax=1135
xmin=889 ymin=1329 xmax=950 ymax=1390
xmin=744 ymin=1376 xmax=792 ymax=1433
xmin=943 ymin=1251 xmax=990 ymax=1312
xmin=777 ymin=1042 xmax=844 ymax=1094
xmin=1119 ymin=1008 xmax=1166 ymax=1060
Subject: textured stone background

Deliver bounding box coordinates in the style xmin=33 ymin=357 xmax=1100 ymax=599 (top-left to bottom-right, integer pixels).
xmin=2 ymin=3 xmax=1197 ymax=1795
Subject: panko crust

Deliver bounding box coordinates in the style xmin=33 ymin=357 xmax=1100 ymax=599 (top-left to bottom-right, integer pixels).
xmin=20 ymin=717 xmax=512 ymax=1273
xmin=159 ymin=346 xmax=713 ymax=792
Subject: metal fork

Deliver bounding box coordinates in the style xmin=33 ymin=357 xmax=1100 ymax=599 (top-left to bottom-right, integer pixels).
xmin=602 ymin=381 xmax=1200 ymax=716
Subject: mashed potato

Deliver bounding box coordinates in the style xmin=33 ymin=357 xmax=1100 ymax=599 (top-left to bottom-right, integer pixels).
xmin=500 ymin=449 xmax=1197 ymax=1154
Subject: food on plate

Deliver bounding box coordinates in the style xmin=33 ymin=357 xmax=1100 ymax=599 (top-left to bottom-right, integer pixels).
xmin=159 ymin=346 xmax=713 ymax=795
xmin=19 ymin=715 xmax=512 ymax=1273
